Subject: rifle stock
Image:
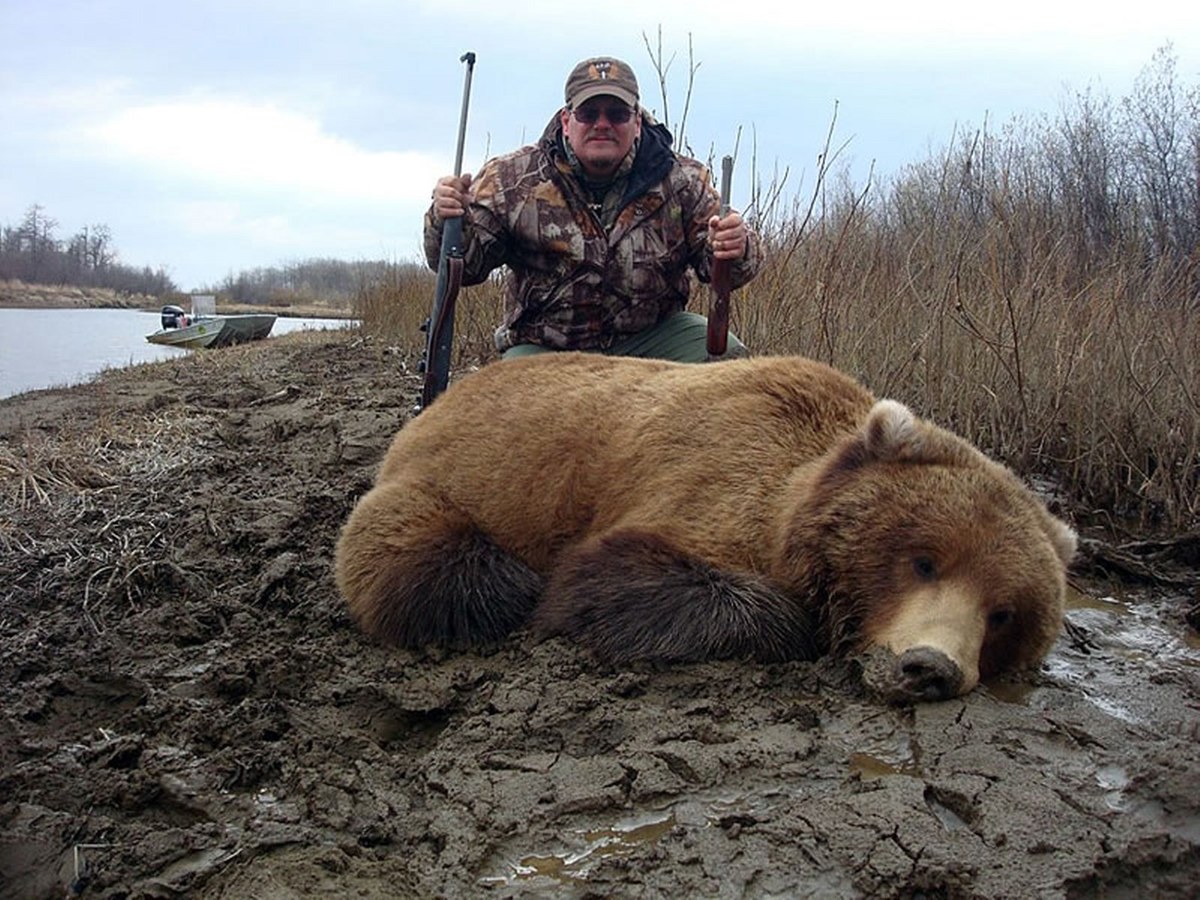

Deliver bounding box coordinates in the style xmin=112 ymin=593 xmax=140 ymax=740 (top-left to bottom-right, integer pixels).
xmin=418 ymin=52 xmax=476 ymax=411
xmin=706 ymin=154 xmax=734 ymax=358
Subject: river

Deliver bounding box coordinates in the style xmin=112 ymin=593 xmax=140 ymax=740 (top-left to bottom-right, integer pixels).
xmin=0 ymin=308 xmax=354 ymax=400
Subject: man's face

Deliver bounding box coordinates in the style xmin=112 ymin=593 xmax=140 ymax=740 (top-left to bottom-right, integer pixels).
xmin=561 ymin=95 xmax=640 ymax=178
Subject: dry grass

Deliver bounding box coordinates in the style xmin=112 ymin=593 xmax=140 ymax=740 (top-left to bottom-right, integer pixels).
xmin=355 ymin=237 xmax=1197 ymax=533
xmin=352 ymin=262 xmax=504 ymax=366
xmin=0 ymin=405 xmax=215 ymax=627
xmin=740 ymin=212 xmax=1198 ymax=532
xmin=0 ymin=402 xmax=213 ymax=511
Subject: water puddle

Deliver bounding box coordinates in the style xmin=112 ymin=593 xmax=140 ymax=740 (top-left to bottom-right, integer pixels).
xmin=479 ymin=810 xmax=675 ymax=887
xmin=924 ymin=787 xmax=972 ymax=831
xmin=688 ymin=788 xmax=784 ymax=826
xmin=1065 ymin=585 xmax=1131 ymax=614
xmin=1095 ymin=763 xmax=1131 ymax=811
xmin=825 ymin=707 xmax=920 ymax=779
xmin=1064 ymin=585 xmax=1200 ymax=668
xmin=984 ymin=679 xmax=1037 ymax=705
xmin=994 ymin=583 xmax=1200 ymax=723
xmin=480 ymin=788 xmax=802 ymax=887
xmin=848 ymin=751 xmax=921 ymax=780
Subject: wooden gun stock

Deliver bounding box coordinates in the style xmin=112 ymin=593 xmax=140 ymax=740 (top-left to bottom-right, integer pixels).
xmin=706 ymin=154 xmax=734 ymax=358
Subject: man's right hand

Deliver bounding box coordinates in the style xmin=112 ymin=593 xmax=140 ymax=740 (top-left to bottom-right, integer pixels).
xmin=432 ymin=173 xmax=473 ymax=221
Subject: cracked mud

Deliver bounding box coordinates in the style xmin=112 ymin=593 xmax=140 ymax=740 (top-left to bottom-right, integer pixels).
xmin=1 ymin=330 xmax=1197 ymax=898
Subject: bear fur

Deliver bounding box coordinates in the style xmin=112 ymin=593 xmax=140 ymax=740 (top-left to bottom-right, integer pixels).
xmin=335 ymin=353 xmax=1076 ymax=702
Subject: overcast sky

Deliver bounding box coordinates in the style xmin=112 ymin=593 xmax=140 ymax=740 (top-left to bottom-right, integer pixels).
xmin=2 ymin=1 xmax=1197 ymax=291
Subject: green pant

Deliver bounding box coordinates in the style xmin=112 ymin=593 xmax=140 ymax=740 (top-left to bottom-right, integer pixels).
xmin=501 ymin=312 xmax=748 ymax=363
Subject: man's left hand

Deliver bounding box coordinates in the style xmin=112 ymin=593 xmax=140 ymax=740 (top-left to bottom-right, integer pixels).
xmin=708 ymin=212 xmax=748 ymax=261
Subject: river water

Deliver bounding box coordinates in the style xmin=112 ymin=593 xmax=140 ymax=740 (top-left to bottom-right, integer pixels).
xmin=0 ymin=308 xmax=353 ymax=400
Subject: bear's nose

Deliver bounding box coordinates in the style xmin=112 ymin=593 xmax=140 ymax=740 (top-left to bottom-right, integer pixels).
xmin=894 ymin=647 xmax=964 ymax=701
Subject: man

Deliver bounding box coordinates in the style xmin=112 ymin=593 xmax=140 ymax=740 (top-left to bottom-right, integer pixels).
xmin=425 ymin=56 xmax=761 ymax=362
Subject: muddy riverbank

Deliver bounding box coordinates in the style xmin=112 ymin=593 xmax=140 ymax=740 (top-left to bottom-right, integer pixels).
xmin=1 ymin=329 xmax=1197 ymax=898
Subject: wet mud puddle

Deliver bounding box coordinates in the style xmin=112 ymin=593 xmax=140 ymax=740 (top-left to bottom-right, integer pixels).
xmin=1006 ymin=585 xmax=1200 ymax=720
xmin=480 ymin=809 xmax=677 ymax=887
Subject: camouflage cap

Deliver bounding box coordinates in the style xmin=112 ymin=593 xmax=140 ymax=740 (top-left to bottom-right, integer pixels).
xmin=564 ymin=57 xmax=639 ymax=109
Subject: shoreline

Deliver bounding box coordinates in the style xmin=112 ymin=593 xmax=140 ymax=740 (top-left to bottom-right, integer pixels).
xmin=0 ymin=299 xmax=356 ymax=320
xmin=0 ymin=279 xmax=355 ymax=318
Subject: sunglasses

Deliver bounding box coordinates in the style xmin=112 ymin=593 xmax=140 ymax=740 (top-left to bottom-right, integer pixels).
xmin=571 ymin=104 xmax=634 ymax=126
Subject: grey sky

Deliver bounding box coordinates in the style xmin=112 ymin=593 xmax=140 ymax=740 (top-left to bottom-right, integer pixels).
xmin=2 ymin=0 xmax=1195 ymax=291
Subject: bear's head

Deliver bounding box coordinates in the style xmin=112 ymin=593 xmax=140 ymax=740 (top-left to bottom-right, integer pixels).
xmin=776 ymin=400 xmax=1077 ymax=703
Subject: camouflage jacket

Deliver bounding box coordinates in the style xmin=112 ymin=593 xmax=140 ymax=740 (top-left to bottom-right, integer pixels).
xmin=423 ymin=113 xmax=762 ymax=352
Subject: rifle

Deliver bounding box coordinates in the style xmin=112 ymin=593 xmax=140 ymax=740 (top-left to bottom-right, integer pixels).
xmin=705 ymin=155 xmax=735 ymax=358
xmin=418 ymin=51 xmax=477 ymax=412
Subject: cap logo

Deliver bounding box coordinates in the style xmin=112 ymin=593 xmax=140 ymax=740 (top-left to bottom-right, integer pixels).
xmin=565 ymin=57 xmax=638 ymax=106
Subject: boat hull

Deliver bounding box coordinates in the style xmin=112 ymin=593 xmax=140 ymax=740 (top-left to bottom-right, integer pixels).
xmin=146 ymin=314 xmax=276 ymax=349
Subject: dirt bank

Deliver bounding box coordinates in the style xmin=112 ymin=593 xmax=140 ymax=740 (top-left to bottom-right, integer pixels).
xmin=0 ymin=280 xmax=150 ymax=310
xmin=1 ymin=329 xmax=1197 ymax=898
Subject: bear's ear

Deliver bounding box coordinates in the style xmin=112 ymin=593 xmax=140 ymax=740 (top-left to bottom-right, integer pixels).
xmin=862 ymin=400 xmax=923 ymax=462
xmin=1046 ymin=516 xmax=1078 ymax=568
xmin=818 ymin=400 xmax=928 ymax=480
xmin=826 ymin=399 xmax=975 ymax=476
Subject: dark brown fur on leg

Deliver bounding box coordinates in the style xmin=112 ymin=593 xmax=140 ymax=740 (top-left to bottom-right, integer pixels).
xmin=372 ymin=527 xmax=541 ymax=650
xmin=534 ymin=528 xmax=818 ymax=663
xmin=336 ymin=484 xmax=542 ymax=650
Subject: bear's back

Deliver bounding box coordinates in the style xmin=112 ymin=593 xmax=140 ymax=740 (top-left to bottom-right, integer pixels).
xmin=376 ymin=354 xmax=875 ymax=571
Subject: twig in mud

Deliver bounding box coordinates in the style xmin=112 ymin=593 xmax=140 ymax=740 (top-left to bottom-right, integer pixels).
xmin=249 ymin=384 xmax=301 ymax=406
xmin=83 ymin=565 xmax=116 ymax=634
xmin=1075 ymin=535 xmax=1199 ymax=588
xmin=1062 ymin=619 xmax=1096 ymax=653
xmin=80 ymin=548 xmax=210 ymax=633
xmin=71 ymin=843 xmax=117 ymax=896
xmin=205 ymin=496 xmax=224 ymax=539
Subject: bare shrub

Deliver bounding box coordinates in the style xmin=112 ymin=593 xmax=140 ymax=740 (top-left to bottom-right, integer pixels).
xmin=739 ymin=47 xmax=1198 ymax=530
xmin=353 ymin=261 xmax=501 ymax=365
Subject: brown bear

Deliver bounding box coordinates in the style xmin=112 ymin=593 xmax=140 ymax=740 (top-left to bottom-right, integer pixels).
xmin=335 ymin=353 xmax=1076 ymax=703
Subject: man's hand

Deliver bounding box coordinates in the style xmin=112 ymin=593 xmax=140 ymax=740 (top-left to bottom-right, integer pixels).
xmin=708 ymin=211 xmax=747 ymax=260
xmin=432 ymin=173 xmax=474 ymax=222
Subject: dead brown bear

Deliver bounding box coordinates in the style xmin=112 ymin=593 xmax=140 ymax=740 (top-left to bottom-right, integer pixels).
xmin=335 ymin=353 xmax=1076 ymax=702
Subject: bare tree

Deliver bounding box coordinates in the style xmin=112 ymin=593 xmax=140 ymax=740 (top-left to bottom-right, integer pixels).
xmin=18 ymin=204 xmax=58 ymax=280
xmin=641 ymin=26 xmax=699 ymax=156
xmin=1121 ymin=45 xmax=1199 ymax=259
xmin=0 ymin=205 xmax=175 ymax=295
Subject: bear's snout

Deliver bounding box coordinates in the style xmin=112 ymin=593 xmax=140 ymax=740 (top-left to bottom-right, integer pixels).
xmin=894 ymin=646 xmax=964 ymax=701
xmin=860 ymin=645 xmax=966 ymax=703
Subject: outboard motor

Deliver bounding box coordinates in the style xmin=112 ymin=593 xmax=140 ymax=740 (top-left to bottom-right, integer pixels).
xmin=161 ymin=305 xmax=186 ymax=329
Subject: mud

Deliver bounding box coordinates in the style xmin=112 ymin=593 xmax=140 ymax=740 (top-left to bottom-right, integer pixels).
xmin=1 ymin=329 xmax=1197 ymax=898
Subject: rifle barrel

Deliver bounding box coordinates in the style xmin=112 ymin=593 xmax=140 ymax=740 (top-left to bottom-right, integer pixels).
xmin=452 ymin=53 xmax=476 ymax=176
xmin=418 ymin=51 xmax=477 ymax=411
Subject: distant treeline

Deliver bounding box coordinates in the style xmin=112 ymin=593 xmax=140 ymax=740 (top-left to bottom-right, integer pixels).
xmin=201 ymin=258 xmax=398 ymax=306
xmin=0 ymin=205 xmax=177 ymax=296
xmin=0 ymin=203 xmax=406 ymax=305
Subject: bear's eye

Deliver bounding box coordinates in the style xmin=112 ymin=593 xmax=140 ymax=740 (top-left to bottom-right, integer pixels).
xmin=988 ymin=608 xmax=1015 ymax=630
xmin=912 ymin=556 xmax=937 ymax=581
